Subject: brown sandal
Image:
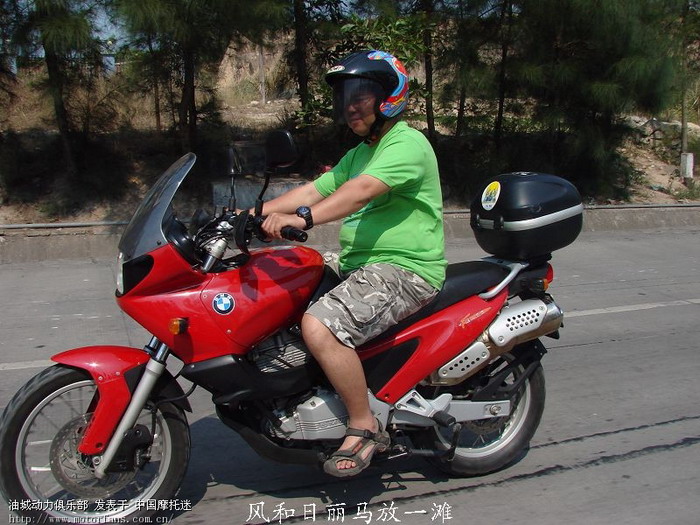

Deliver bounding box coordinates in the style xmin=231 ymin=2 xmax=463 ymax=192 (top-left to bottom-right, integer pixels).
xmin=323 ymin=419 xmax=390 ymax=478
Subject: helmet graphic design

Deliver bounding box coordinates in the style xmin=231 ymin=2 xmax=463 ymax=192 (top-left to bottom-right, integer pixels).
xmin=367 ymin=50 xmax=409 ymax=118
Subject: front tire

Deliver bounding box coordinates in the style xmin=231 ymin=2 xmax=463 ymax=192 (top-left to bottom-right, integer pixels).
xmin=415 ymin=353 xmax=546 ymax=476
xmin=0 ymin=365 xmax=190 ymax=523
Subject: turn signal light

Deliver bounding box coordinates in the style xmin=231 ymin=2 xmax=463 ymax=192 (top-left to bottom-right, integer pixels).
xmin=527 ymin=278 xmax=549 ymax=293
xmin=168 ymin=318 xmax=189 ymax=335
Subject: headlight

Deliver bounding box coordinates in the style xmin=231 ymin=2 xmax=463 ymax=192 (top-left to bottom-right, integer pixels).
xmin=117 ymin=254 xmax=154 ymax=296
xmin=116 ymin=252 xmax=124 ymax=294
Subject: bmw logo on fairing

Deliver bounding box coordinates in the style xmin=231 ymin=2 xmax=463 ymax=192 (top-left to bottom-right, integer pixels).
xmin=212 ymin=293 xmax=235 ymax=315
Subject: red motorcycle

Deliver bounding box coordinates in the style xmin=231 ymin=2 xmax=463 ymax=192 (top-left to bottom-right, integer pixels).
xmin=0 ymin=131 xmax=583 ymax=523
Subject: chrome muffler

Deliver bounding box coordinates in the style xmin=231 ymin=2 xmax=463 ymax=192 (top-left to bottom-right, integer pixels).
xmin=428 ymin=299 xmax=563 ymax=386
xmin=487 ymin=298 xmax=563 ymax=349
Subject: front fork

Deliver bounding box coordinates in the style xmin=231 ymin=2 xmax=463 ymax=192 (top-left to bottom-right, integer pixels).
xmin=93 ymin=338 xmax=169 ymax=479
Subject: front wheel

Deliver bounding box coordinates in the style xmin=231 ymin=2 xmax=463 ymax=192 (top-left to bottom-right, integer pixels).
xmin=414 ymin=352 xmax=546 ymax=477
xmin=0 ymin=365 xmax=190 ymax=523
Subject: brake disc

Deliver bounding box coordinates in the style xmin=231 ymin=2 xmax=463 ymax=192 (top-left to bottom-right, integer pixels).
xmin=49 ymin=415 xmax=136 ymax=499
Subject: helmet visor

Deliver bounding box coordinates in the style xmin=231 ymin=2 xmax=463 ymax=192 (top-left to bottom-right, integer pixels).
xmin=331 ymin=77 xmax=384 ymax=125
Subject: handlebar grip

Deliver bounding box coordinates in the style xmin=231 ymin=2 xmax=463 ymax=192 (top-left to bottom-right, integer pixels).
xmin=280 ymin=226 xmax=308 ymax=242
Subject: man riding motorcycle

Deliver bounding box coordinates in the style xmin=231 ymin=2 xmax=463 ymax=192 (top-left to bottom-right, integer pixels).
xmin=258 ymin=50 xmax=447 ymax=476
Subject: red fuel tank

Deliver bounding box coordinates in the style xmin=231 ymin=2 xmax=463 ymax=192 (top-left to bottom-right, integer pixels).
xmin=201 ymin=246 xmax=324 ymax=354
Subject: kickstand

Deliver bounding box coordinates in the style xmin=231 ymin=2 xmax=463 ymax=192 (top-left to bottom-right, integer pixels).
xmin=446 ymin=423 xmax=463 ymax=461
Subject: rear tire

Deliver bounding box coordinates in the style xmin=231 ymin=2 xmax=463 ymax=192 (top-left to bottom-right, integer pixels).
xmin=0 ymin=365 xmax=190 ymax=522
xmin=414 ymin=353 xmax=546 ymax=476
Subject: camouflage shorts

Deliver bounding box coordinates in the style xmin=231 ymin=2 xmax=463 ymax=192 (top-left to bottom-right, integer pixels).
xmin=305 ymin=253 xmax=438 ymax=348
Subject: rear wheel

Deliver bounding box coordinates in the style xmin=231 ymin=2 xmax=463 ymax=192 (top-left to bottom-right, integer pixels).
xmin=0 ymin=365 xmax=190 ymax=522
xmin=414 ymin=353 xmax=545 ymax=476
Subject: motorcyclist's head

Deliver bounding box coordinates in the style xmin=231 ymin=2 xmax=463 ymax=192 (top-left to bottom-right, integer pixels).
xmin=325 ymin=50 xmax=409 ymax=138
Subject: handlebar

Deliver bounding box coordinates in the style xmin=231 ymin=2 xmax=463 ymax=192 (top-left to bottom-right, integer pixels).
xmin=194 ymin=211 xmax=308 ymax=272
xmin=250 ymin=215 xmax=307 ymax=243
xmin=280 ymin=226 xmax=308 ymax=242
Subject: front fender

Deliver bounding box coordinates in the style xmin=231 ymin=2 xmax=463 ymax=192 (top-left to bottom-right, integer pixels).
xmin=52 ymin=346 xmax=190 ymax=455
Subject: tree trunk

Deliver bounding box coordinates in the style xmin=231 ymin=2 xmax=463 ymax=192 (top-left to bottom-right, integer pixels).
xmin=259 ymin=44 xmax=266 ymax=105
xmin=421 ymin=0 xmax=436 ymax=142
xmin=494 ymin=0 xmax=513 ymax=149
xmin=43 ymin=46 xmax=77 ymax=176
xmin=180 ymin=48 xmax=197 ymax=150
xmin=167 ymin=75 xmax=177 ymax=129
xmin=146 ymin=37 xmax=162 ymax=132
xmin=154 ymin=80 xmax=162 ymax=132
xmin=293 ymin=0 xmax=310 ymax=120
xmin=681 ymin=0 xmax=690 ymax=154
xmin=455 ymin=86 xmax=466 ymax=137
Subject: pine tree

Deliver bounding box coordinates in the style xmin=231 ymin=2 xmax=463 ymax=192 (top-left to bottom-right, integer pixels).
xmin=117 ymin=0 xmax=286 ymax=150
xmin=516 ymin=0 xmax=677 ymax=193
xmin=10 ymin=0 xmax=103 ymax=176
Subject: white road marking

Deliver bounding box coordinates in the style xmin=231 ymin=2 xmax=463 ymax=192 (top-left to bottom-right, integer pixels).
xmin=0 ymin=359 xmax=53 ymax=370
xmin=566 ymin=298 xmax=700 ymax=318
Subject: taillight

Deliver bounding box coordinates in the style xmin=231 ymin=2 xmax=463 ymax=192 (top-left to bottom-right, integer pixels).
xmin=545 ymin=263 xmax=554 ymax=284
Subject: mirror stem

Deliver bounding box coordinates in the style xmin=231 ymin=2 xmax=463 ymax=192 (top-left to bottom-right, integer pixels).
xmin=255 ymin=168 xmax=273 ymax=216
xmin=229 ymin=177 xmax=236 ymax=212
xmin=227 ymin=147 xmax=239 ymax=212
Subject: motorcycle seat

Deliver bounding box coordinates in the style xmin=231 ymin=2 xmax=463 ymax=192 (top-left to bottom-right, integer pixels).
xmin=428 ymin=260 xmax=511 ymax=309
xmin=370 ymin=261 xmax=510 ymax=342
xmin=310 ymin=260 xmax=510 ymax=344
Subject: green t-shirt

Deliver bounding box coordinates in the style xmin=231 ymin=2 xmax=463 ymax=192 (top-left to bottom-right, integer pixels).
xmin=314 ymin=121 xmax=446 ymax=289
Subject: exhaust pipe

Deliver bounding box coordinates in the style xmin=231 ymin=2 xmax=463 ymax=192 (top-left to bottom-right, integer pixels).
xmin=487 ymin=298 xmax=563 ymax=349
xmin=428 ymin=299 xmax=563 ymax=386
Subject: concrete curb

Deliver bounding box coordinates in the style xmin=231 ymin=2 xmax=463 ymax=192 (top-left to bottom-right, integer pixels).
xmin=1 ymin=205 xmax=699 ymax=264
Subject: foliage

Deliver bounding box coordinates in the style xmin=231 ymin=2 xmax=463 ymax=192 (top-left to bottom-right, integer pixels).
xmin=116 ymin=0 xmax=288 ymax=149
xmin=335 ymin=13 xmax=428 ymax=67
xmin=1 ymin=0 xmax=697 ymax=215
xmin=673 ymin=178 xmax=700 ymax=199
xmin=1 ymin=0 xmax=18 ymax=113
xmin=512 ymin=0 xmax=679 ymax=192
xmin=0 ymin=128 xmax=131 ymax=214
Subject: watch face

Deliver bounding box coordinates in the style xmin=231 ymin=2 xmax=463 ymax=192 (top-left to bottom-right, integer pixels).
xmin=296 ymin=206 xmax=312 ymax=229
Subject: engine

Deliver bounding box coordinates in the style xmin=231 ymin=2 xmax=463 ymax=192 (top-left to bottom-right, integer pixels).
xmin=263 ymin=388 xmax=349 ymax=441
xmin=249 ymin=328 xmax=311 ymax=373
xmin=249 ymin=330 xmax=349 ymax=440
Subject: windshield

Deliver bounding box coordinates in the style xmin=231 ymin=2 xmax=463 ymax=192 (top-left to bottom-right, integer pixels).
xmin=119 ymin=153 xmax=196 ymax=263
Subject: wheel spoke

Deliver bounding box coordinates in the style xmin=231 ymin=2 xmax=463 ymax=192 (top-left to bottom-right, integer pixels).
xmin=35 ymin=410 xmax=64 ymax=432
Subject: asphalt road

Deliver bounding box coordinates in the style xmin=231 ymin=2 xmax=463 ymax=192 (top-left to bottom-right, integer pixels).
xmin=0 ymin=227 xmax=699 ymax=525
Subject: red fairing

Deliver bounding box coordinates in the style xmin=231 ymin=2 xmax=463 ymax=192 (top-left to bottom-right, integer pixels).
xmin=358 ymin=290 xmax=508 ymax=404
xmin=117 ymin=244 xmax=324 ymax=363
xmin=52 ymin=346 xmax=149 ymax=455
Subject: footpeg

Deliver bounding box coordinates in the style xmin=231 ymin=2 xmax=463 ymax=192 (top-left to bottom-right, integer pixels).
xmin=432 ymin=410 xmax=456 ymax=428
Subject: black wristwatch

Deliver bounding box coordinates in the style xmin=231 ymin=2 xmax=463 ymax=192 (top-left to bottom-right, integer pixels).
xmin=295 ymin=206 xmax=313 ymax=230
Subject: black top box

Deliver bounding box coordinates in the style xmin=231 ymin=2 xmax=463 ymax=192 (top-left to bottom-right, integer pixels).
xmin=470 ymin=172 xmax=583 ymax=261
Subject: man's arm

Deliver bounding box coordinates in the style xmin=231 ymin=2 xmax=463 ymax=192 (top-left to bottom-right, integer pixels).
xmin=262 ymin=174 xmax=390 ymax=238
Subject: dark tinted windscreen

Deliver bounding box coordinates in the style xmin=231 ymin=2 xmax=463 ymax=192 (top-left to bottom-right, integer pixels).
xmin=119 ymin=153 xmax=196 ymax=261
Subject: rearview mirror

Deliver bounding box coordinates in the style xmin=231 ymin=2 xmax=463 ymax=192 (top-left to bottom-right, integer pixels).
xmin=265 ymin=130 xmax=298 ymax=169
